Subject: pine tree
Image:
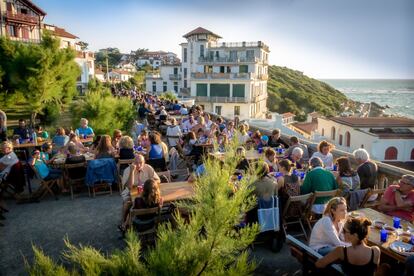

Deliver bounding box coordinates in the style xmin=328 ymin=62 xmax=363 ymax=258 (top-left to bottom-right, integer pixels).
xmin=28 ymin=141 xmax=260 ymax=275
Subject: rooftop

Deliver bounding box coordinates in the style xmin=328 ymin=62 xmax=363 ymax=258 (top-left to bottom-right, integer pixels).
xmin=183 ymin=27 xmax=222 ymax=39
xmin=43 ymin=24 xmax=78 ymax=39
xmin=22 ymin=0 xmax=47 ymax=16
xmin=329 ymin=116 xmax=414 ymax=128
xmin=291 ymin=122 xmax=318 ymax=135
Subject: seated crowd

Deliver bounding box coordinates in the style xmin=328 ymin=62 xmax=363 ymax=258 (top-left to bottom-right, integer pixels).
xmin=0 ymin=92 xmax=413 ymax=275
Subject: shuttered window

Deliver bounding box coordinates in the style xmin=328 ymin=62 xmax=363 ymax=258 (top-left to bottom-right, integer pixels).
xmin=210 ymin=84 xmax=230 ymax=97
xmin=233 ymin=84 xmax=245 ymax=98
xmin=196 ymin=84 xmax=207 ymax=96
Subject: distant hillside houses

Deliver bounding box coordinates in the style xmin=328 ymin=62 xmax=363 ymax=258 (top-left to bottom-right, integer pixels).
xmin=135 ymin=51 xmax=180 ymax=69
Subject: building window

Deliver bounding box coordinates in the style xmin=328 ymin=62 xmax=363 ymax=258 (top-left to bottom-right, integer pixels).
xmin=239 ymin=65 xmax=248 ymax=73
xmin=345 ymin=131 xmax=351 ymax=147
xmin=220 ymin=66 xmax=225 ymax=73
xmin=234 ymin=106 xmax=240 ymax=116
xmin=215 ymin=106 xmax=222 ymax=115
xmin=184 ymin=68 xmax=187 ymax=78
xmin=22 ymin=27 xmax=29 ymax=39
xmin=7 ymin=25 xmax=17 ymax=37
xmin=411 ymin=149 xmax=414 ymax=160
xmin=331 ymin=127 xmax=336 ymax=140
xmin=338 ymin=134 xmax=343 ymax=146
xmin=233 ymin=84 xmax=245 ymax=98
xmin=173 ymin=67 xmax=178 ymax=74
xmin=246 ymin=50 xmax=254 ymax=60
xmin=152 ymin=81 xmax=156 ymax=92
xmin=183 ymin=48 xmax=187 ymax=62
xmin=227 ymin=66 xmax=231 ymax=73
xmin=184 ymin=80 xmax=187 ymax=88
xmin=163 ymin=81 xmax=167 ymax=92
xmin=196 ymin=83 xmax=207 ymax=96
xmin=384 ymin=147 xmax=398 ymax=160
xmin=321 ymin=128 xmax=325 ymax=136
xmin=174 ymin=81 xmax=178 ymax=92
xmin=210 ymin=84 xmax=230 ymax=97
xmin=200 ymin=45 xmax=204 ymax=57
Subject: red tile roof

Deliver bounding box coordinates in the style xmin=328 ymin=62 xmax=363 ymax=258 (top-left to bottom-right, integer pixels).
xmin=95 ymin=69 xmax=105 ymax=75
xmin=329 ymin=117 xmax=414 ymax=127
xmin=291 ymin=122 xmax=318 ymax=134
xmin=183 ymin=27 xmax=222 ymax=38
xmin=282 ymin=112 xmax=295 ymax=118
xmin=22 ymin=0 xmax=46 ymax=16
xmin=52 ymin=26 xmax=78 ymax=39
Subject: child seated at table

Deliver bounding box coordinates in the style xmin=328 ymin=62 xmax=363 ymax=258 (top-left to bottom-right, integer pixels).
xmin=264 ymin=148 xmax=278 ymax=173
xmin=40 ymin=142 xmax=57 ymax=165
xmin=30 ymin=149 xmax=64 ymax=190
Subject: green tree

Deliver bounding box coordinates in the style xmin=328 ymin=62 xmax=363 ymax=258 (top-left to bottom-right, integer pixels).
xmin=132 ymin=48 xmax=148 ymax=62
xmin=78 ymin=41 xmax=89 ymax=51
xmin=28 ymin=140 xmax=260 ymax=275
xmin=0 ymin=33 xmax=81 ymax=125
xmin=95 ymin=48 xmax=123 ymax=69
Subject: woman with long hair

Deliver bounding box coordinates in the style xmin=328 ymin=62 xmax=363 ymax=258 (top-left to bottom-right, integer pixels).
xmin=95 ymin=135 xmax=115 ymax=159
xmin=316 ymin=217 xmax=380 ymax=276
xmin=336 ymin=156 xmax=360 ymax=194
xmin=309 ymin=197 xmax=350 ymax=255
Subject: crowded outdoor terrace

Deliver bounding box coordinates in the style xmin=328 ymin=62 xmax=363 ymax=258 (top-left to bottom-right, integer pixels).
xmin=0 ymin=92 xmax=413 ymax=276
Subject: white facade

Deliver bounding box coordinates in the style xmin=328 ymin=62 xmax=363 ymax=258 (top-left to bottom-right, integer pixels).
xmin=317 ymin=117 xmax=414 ymax=162
xmin=145 ymin=65 xmax=181 ymax=95
xmin=180 ymin=27 xmax=269 ymax=120
xmin=117 ymin=62 xmax=136 ymax=73
xmin=108 ymin=70 xmax=133 ymax=82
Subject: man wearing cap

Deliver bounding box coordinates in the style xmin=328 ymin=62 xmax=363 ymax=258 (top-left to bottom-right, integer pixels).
xmin=379 ymin=174 xmax=414 ymax=222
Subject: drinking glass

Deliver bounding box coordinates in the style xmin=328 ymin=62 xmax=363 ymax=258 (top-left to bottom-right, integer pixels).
xmin=393 ymin=217 xmax=401 ymax=229
xmin=380 ymin=229 xmax=388 ymax=242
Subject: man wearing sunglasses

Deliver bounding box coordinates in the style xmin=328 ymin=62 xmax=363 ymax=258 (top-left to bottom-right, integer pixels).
xmin=379 ymin=174 xmax=414 ymax=222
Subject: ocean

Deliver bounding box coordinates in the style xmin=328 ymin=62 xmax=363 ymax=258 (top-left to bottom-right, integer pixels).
xmin=321 ymin=79 xmax=414 ymax=119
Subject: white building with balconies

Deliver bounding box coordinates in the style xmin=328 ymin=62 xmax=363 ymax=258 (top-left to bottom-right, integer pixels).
xmin=145 ymin=64 xmax=182 ymax=94
xmin=180 ymin=27 xmax=269 ymax=120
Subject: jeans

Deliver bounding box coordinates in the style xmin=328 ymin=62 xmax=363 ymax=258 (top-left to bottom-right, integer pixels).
xmin=44 ymin=168 xmax=62 ymax=181
xmin=317 ymin=246 xmax=334 ymax=256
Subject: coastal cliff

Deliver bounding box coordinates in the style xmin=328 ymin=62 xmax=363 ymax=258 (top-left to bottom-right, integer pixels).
xmin=267 ymin=66 xmax=356 ymax=121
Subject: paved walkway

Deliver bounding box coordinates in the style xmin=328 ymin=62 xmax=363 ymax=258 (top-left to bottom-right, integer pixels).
xmin=0 ymin=191 xmax=301 ymax=276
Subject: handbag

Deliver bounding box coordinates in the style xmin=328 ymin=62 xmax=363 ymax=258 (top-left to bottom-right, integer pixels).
xmin=257 ymin=196 xmax=280 ymax=232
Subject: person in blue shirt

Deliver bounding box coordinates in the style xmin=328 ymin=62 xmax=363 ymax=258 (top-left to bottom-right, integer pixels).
xmin=30 ymin=149 xmax=63 ymax=189
xmin=13 ymin=119 xmax=31 ymax=140
xmin=52 ymin=127 xmax=69 ymax=150
xmin=75 ymin=118 xmax=95 ymax=138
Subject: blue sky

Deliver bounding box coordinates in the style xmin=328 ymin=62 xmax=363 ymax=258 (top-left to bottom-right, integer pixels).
xmin=35 ymin=0 xmax=413 ymax=79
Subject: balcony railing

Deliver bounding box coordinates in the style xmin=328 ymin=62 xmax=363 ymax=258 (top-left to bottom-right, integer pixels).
xmin=191 ymin=72 xmax=252 ymax=80
xmin=198 ymin=56 xmax=258 ymax=64
xmin=145 ymin=73 xmax=162 ymax=79
xmin=194 ymin=96 xmax=248 ymax=103
xmin=208 ymin=41 xmax=270 ymax=52
xmin=8 ymin=36 xmax=40 ymax=44
xmin=5 ymin=11 xmax=39 ymax=25
xmin=169 ymin=74 xmax=182 ymax=80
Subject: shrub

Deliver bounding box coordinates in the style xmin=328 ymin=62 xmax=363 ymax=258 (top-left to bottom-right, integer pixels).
xmin=70 ymin=91 xmax=136 ymax=135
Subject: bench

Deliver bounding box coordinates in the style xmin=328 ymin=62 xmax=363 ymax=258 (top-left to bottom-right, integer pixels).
xmin=286 ymin=235 xmax=345 ymax=275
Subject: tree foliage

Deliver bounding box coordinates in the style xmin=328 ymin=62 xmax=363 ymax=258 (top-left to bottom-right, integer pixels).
xmin=70 ymin=90 xmax=136 ymax=135
xmin=267 ymin=66 xmax=352 ymax=121
xmin=95 ymin=48 xmax=123 ymax=69
xmin=28 ymin=139 xmax=260 ymax=275
xmin=0 ymin=33 xmax=81 ymax=124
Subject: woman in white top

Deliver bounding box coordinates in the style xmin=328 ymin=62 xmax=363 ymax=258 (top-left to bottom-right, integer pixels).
xmin=311 ymin=140 xmax=334 ymax=170
xmin=237 ymin=124 xmax=251 ymax=145
xmin=309 ymin=197 xmax=350 ymax=256
xmin=204 ymin=113 xmax=213 ymax=130
xmin=166 ymin=118 xmax=182 ymax=148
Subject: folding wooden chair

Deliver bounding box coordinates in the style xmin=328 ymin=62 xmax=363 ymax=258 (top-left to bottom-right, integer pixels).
xmin=129 ymin=206 xmax=161 ymax=246
xmin=166 ymin=135 xmax=181 ymax=148
xmin=157 ymin=170 xmax=171 ymax=183
xmin=359 ymin=188 xmax=386 ymax=209
xmin=117 ymin=159 xmax=135 ymax=193
xmin=64 ymin=162 xmax=87 ymax=200
xmin=282 ymin=193 xmax=315 ymax=241
xmin=170 ymin=168 xmax=190 ymax=181
xmin=31 ymin=166 xmax=59 ymax=200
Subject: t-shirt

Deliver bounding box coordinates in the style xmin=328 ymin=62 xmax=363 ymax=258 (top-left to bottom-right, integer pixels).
xmin=34 ymin=159 xmax=50 ymax=179
xmin=311 ymin=151 xmax=334 ymax=170
xmin=382 ymin=185 xmax=414 ymax=222
xmin=76 ymin=126 xmax=94 ymax=137
xmin=357 ymin=161 xmax=378 ymax=189
xmin=166 ymin=125 xmax=182 ymax=147
xmin=301 ymin=167 xmax=338 ymax=204
xmin=0 ymin=152 xmax=19 ymax=179
xmin=52 ymin=135 xmax=69 ymax=148
xmin=121 ymin=164 xmax=160 ymax=187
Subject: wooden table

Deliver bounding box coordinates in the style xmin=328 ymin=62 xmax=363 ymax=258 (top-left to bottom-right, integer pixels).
xmin=357 ymin=208 xmax=414 ymax=263
xmin=131 ymin=181 xmax=194 ymax=203
xmin=13 ymin=142 xmax=38 ymax=149
xmin=212 ymin=150 xmax=264 ymax=161
xmin=52 ymin=153 xmax=96 ymax=166
xmin=79 ymin=137 xmax=94 ymax=144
